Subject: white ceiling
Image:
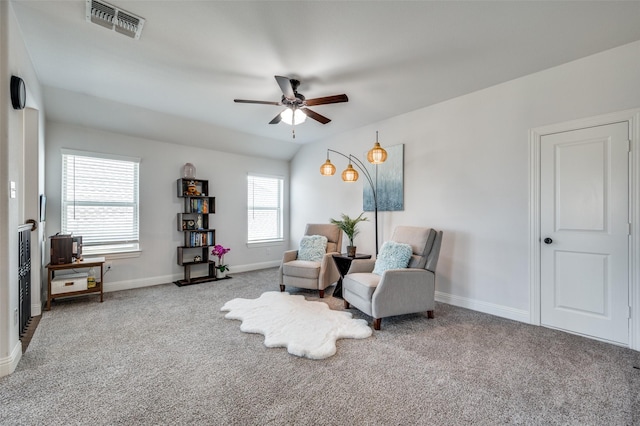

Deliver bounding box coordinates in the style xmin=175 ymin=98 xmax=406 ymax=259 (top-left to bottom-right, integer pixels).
xmin=11 ymin=0 xmax=640 ymax=160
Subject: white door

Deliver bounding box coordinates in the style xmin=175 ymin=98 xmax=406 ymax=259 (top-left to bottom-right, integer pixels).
xmin=540 ymin=122 xmax=629 ymax=345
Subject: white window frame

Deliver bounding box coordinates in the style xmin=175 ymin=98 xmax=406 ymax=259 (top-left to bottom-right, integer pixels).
xmin=61 ymin=149 xmax=140 ymax=256
xmin=247 ymin=174 xmax=284 ymax=244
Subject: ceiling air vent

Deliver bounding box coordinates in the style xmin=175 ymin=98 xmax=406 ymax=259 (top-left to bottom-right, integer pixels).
xmin=85 ymin=0 xmax=145 ymax=40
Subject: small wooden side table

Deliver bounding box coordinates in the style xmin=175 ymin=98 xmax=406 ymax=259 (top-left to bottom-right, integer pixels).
xmin=46 ymin=257 xmax=105 ymax=311
xmin=332 ymin=253 xmax=372 ymax=299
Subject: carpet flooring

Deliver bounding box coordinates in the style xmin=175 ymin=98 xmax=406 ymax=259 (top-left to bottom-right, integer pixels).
xmin=1 ymin=267 xmax=639 ymax=425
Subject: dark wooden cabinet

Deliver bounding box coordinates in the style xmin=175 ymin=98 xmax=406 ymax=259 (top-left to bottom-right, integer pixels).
xmin=175 ymin=178 xmax=217 ymax=286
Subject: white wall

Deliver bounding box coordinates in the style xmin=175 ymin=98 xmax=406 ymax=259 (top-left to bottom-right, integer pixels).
xmin=44 ymin=122 xmax=289 ymax=291
xmin=291 ymin=40 xmax=640 ymax=322
xmin=5 ymin=13 xmax=639 ymax=380
xmin=0 ymin=2 xmax=46 ymax=377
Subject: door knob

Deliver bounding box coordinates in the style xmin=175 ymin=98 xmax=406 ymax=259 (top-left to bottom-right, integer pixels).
xmin=543 ymin=238 xmax=553 ymax=244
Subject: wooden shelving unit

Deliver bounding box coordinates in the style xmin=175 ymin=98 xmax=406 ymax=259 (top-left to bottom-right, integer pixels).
xmin=175 ymin=178 xmax=217 ymax=286
xmin=45 ymin=257 xmax=105 ymax=310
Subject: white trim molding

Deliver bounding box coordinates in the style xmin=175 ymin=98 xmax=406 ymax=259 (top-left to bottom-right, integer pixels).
xmin=230 ymin=260 xmax=281 ymax=273
xmin=435 ymin=291 xmax=530 ymax=324
xmin=103 ymin=261 xmax=281 ymax=293
xmin=31 ymin=302 xmax=42 ymax=317
xmin=0 ymin=341 xmax=22 ymax=378
xmin=529 ymin=108 xmax=640 ymax=351
xmin=104 ymin=274 xmax=182 ymax=293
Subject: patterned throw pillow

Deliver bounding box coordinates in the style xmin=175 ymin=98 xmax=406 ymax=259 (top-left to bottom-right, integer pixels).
xmin=372 ymin=241 xmax=413 ymax=275
xmin=297 ymin=235 xmax=328 ymax=262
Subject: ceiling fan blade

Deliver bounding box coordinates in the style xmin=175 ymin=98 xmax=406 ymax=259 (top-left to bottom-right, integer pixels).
xmin=269 ymin=111 xmax=284 ymax=124
xmin=301 ymin=108 xmax=331 ymax=124
xmin=275 ymin=75 xmax=295 ymax=100
xmin=234 ymin=99 xmax=281 ymax=106
xmin=305 ymin=94 xmax=349 ymax=106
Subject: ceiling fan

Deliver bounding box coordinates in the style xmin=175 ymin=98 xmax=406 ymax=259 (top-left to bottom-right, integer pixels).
xmin=234 ymin=75 xmax=348 ymax=137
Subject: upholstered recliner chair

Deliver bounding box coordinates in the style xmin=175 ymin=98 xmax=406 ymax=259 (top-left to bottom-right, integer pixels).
xmin=278 ymin=223 xmax=342 ymax=298
xmin=342 ymin=226 xmax=443 ymax=330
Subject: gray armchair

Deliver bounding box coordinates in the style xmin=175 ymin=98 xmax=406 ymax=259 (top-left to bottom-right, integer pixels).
xmin=342 ymin=226 xmax=443 ymax=330
xmin=278 ymin=223 xmax=342 ymax=298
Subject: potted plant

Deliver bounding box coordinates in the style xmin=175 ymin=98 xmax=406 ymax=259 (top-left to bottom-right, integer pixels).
xmin=211 ymin=244 xmax=231 ymax=278
xmin=330 ymin=212 xmax=369 ymax=257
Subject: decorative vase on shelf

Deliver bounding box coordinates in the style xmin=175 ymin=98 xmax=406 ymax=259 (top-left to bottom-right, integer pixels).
xmin=216 ymin=255 xmax=227 ymax=279
xmin=212 ymin=245 xmax=231 ymax=279
xmin=182 ymin=163 xmax=196 ymax=179
xmin=87 ymin=267 xmax=96 ymax=288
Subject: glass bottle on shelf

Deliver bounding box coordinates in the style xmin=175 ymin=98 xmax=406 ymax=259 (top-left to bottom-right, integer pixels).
xmin=87 ymin=267 xmax=96 ymax=288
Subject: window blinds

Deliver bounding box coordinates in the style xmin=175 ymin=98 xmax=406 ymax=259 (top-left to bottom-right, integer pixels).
xmin=62 ymin=151 xmax=139 ymax=247
xmin=247 ymin=174 xmax=283 ymax=243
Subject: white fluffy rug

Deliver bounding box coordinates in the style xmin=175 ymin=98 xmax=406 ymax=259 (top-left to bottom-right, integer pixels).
xmin=220 ymin=291 xmax=372 ymax=359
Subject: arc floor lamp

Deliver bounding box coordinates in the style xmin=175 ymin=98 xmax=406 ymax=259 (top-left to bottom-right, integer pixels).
xmin=319 ymin=131 xmax=387 ymax=254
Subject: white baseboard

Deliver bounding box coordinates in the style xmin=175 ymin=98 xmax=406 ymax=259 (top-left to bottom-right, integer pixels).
xmin=0 ymin=341 xmax=22 ymax=378
xmin=435 ymin=291 xmax=530 ymax=324
xmin=31 ymin=303 xmax=42 ymax=317
xmin=228 ymin=260 xmax=280 ymax=273
xmin=103 ymin=261 xmax=281 ymax=293
xmin=104 ymin=274 xmax=178 ymax=293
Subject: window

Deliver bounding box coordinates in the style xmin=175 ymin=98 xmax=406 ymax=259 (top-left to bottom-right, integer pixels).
xmin=62 ymin=150 xmax=140 ymax=254
xmin=247 ymin=174 xmax=284 ymax=243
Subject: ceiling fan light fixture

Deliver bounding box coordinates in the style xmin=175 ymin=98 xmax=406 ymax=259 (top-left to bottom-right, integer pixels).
xmin=280 ymin=108 xmax=307 ymax=125
xmin=235 ymin=76 xmax=347 ymax=130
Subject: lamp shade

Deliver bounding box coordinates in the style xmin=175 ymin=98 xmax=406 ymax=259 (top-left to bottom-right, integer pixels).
xmin=367 ymin=142 xmax=387 ymax=164
xmin=341 ymin=163 xmax=359 ymax=182
xmin=320 ymin=159 xmax=336 ymax=176
xmin=281 ymin=108 xmax=307 ymax=125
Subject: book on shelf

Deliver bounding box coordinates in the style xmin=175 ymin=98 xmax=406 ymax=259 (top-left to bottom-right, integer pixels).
xmin=187 ymin=198 xmax=210 ymax=214
xmin=187 ymin=231 xmax=214 ymax=247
